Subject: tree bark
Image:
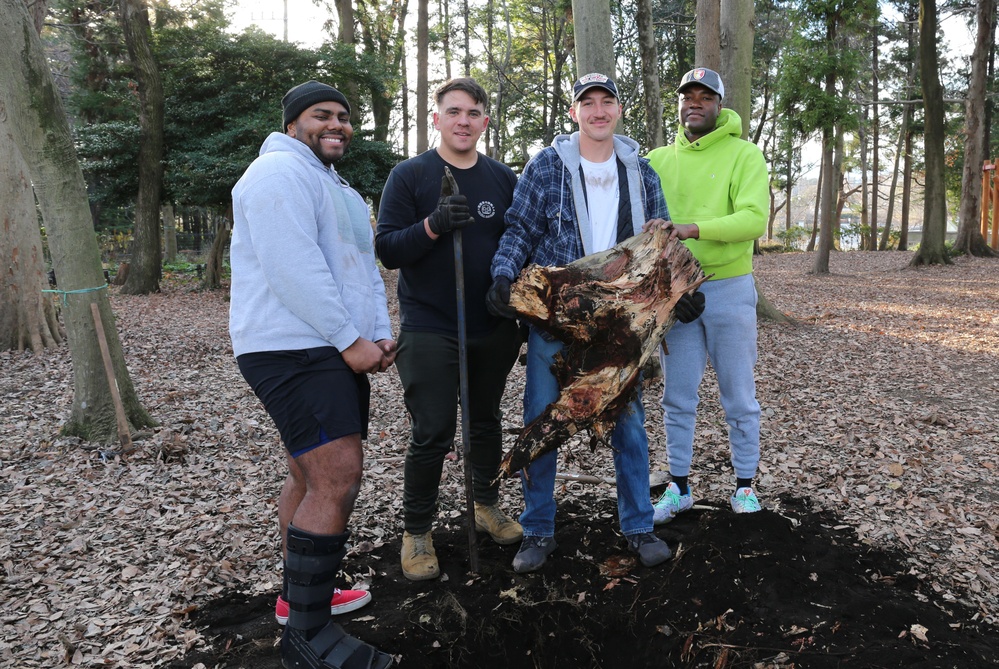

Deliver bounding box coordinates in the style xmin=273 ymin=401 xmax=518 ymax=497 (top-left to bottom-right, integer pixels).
xmin=571 ymin=0 xmax=616 ymax=78
xmin=162 ymin=203 xmax=177 ymax=263
xmin=720 ymin=0 xmax=754 ymax=139
xmin=499 ymin=230 xmax=707 ymax=476
xmin=0 ymin=129 xmax=63 ymax=352
xmin=119 ymin=0 xmax=165 ymax=294
xmin=953 ymin=0 xmax=997 ymax=257
xmin=910 ymin=0 xmax=951 ymax=266
xmin=203 ymin=212 xmax=230 ymax=290
xmin=813 ymin=127 xmax=835 ymax=273
xmin=636 ymin=0 xmax=663 ymax=147
xmin=0 ymin=0 xmax=153 ymax=442
xmin=695 ymin=0 xmax=721 ymax=69
xmin=416 ymin=0 xmax=428 ymax=153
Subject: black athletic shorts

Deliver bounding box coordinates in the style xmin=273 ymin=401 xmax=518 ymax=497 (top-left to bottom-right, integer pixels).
xmin=236 ymin=346 xmax=370 ymax=457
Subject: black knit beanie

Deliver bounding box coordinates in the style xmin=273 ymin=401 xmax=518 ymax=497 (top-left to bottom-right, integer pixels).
xmin=281 ymin=81 xmax=351 ymax=129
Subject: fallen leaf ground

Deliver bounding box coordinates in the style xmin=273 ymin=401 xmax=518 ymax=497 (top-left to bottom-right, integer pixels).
xmin=1 ymin=251 xmax=998 ymax=668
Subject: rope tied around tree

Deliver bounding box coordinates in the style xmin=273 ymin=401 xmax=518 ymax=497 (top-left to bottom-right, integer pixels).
xmin=42 ymin=284 xmax=108 ymax=307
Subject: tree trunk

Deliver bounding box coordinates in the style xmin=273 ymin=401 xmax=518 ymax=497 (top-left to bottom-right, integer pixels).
xmin=0 ymin=0 xmax=153 ymax=443
xmin=953 ymin=0 xmax=997 ymax=257
xmin=119 ymin=0 xmax=164 ymax=295
xmin=806 ymin=156 xmax=823 ymax=252
xmin=879 ymin=104 xmax=909 ymax=250
xmin=910 ymin=0 xmax=951 ymax=266
xmin=695 ymin=0 xmax=721 ymax=69
xmin=334 ymin=0 xmax=360 ymax=107
xmin=0 ymin=130 xmax=64 ymax=352
xmin=203 ymin=213 xmax=230 ymax=290
xmin=636 ymin=0 xmax=663 ymax=147
xmin=571 ymin=0 xmax=615 ymax=78
xmin=416 ymin=0 xmax=428 ymax=153
xmin=869 ymin=22 xmax=880 ymax=251
xmin=899 ymin=127 xmax=913 ymax=250
xmin=813 ymin=127 xmax=834 ymax=273
xmin=162 ymin=203 xmax=177 ymax=263
xmin=719 ymin=0 xmax=754 ymax=139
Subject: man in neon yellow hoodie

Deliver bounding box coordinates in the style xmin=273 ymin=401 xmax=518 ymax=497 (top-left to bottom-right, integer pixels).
xmin=645 ymin=68 xmax=769 ymax=521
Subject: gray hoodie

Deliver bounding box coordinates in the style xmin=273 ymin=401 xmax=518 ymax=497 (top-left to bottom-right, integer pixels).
xmin=229 ymin=132 xmax=391 ymax=358
xmin=552 ymin=132 xmax=650 ymax=255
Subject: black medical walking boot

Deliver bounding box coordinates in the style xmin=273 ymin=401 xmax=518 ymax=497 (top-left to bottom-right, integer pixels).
xmin=281 ymin=525 xmax=392 ymax=669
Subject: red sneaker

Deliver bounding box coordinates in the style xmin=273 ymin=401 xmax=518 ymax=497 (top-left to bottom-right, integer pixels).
xmin=274 ymin=588 xmax=372 ymax=625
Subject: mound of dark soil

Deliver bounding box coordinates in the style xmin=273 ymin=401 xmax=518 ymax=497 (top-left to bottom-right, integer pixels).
xmin=172 ymin=493 xmax=999 ymax=669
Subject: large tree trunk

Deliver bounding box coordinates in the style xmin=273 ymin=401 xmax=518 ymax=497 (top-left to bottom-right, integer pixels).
xmin=498 ymin=229 xmax=707 ymax=476
xmin=953 ymin=0 xmax=997 ymax=257
xmin=636 ymin=0 xmax=663 ymax=147
xmin=0 ymin=130 xmax=63 ymax=352
xmin=0 ymin=0 xmax=154 ymax=443
xmin=119 ymin=0 xmax=165 ymax=294
xmin=910 ymin=0 xmax=951 ymax=266
xmin=695 ymin=0 xmax=721 ymax=69
xmin=571 ymin=0 xmax=616 ymax=78
xmin=719 ymin=0 xmax=754 ymax=139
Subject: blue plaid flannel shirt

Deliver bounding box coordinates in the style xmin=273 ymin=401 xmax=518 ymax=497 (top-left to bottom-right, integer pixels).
xmin=491 ymin=145 xmax=669 ymax=280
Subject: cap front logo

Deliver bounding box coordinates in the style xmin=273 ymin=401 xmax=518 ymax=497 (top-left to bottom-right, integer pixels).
xmin=693 ymin=69 xmax=706 ymax=80
xmin=579 ymin=73 xmax=610 ymax=85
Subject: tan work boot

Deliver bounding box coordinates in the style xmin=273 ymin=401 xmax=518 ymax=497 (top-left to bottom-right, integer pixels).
xmin=401 ymin=531 xmax=440 ymax=581
xmin=474 ymin=502 xmax=524 ymax=545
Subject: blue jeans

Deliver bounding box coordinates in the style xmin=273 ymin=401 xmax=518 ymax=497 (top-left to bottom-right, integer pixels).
xmin=659 ymin=274 xmax=761 ymax=481
xmin=519 ymin=329 xmax=655 ymax=537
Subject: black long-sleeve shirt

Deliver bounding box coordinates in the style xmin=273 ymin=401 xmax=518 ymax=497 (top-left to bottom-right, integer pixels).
xmin=375 ymin=149 xmax=517 ymax=337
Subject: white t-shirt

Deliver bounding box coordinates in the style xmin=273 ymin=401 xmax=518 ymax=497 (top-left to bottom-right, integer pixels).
xmin=580 ymin=153 xmax=619 ymax=252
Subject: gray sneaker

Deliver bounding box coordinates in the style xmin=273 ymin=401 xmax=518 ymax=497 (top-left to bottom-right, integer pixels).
xmin=512 ymin=535 xmax=557 ymax=573
xmin=627 ymin=532 xmax=672 ymax=567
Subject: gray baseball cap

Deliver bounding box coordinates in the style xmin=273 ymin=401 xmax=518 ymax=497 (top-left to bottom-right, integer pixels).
xmin=677 ymin=68 xmax=725 ymax=99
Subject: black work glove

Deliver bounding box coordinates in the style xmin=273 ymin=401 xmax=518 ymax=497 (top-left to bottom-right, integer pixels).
xmin=486 ymin=276 xmax=517 ymax=319
xmin=675 ymin=290 xmax=705 ymax=323
xmin=427 ymin=194 xmax=473 ymax=235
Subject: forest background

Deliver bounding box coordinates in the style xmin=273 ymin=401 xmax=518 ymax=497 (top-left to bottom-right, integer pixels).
xmin=23 ymin=0 xmax=999 ymax=265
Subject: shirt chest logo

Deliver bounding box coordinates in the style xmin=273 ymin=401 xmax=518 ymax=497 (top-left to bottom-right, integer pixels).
xmin=477 ymin=201 xmax=497 ymax=219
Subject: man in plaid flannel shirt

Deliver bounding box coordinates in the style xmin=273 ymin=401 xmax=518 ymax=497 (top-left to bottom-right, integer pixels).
xmin=485 ymin=73 xmax=697 ymax=574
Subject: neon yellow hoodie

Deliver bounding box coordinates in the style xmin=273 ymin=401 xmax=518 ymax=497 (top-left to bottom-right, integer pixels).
xmin=646 ymin=109 xmax=769 ymax=280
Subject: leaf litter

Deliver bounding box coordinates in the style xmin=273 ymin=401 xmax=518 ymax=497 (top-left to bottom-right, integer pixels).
xmin=0 ymin=250 xmax=997 ymax=668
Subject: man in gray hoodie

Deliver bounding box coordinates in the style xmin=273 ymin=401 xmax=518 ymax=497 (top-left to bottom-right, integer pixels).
xmin=230 ymin=80 xmax=393 ymax=669
xmin=485 ymin=73 xmax=685 ymax=574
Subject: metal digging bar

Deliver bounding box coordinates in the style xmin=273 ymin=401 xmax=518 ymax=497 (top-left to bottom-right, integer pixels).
xmin=444 ymin=166 xmax=479 ymax=573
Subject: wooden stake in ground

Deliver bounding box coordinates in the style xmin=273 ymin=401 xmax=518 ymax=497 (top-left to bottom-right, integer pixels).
xmin=90 ymin=303 xmax=134 ymax=453
xmin=498 ymin=228 xmax=706 ymax=477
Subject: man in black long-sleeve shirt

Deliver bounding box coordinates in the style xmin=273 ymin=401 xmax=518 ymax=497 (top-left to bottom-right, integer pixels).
xmin=375 ymin=78 xmax=523 ymax=581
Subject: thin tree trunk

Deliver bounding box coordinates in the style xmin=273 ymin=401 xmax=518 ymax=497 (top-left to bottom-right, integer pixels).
xmin=162 ymin=203 xmax=177 ymax=263
xmin=899 ymin=128 xmax=913 ymax=250
xmin=637 ymin=0 xmax=663 ymax=147
xmin=417 ymin=0 xmax=428 ymax=153
xmin=119 ymin=0 xmax=164 ymax=295
xmin=806 ymin=155 xmax=823 ymax=252
xmin=0 ymin=0 xmax=153 ymax=442
xmin=870 ymin=22 xmax=880 ymax=251
xmin=879 ymin=105 xmax=909 ymax=249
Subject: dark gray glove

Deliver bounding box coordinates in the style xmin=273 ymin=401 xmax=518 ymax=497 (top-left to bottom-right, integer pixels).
xmin=427 ymin=194 xmax=472 ymax=235
xmin=486 ymin=276 xmax=517 ymax=318
xmin=675 ymin=291 xmax=705 ymax=323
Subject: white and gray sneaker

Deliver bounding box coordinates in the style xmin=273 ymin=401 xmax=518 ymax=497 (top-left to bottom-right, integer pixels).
xmin=653 ymin=482 xmax=694 ymax=525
